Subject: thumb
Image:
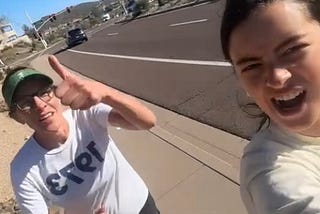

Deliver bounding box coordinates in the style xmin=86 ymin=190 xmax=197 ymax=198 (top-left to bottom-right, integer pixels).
xmin=48 ymin=55 xmax=71 ymax=80
xmin=94 ymin=207 xmax=106 ymax=214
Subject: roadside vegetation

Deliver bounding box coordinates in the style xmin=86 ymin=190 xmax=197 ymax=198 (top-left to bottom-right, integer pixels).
xmin=0 ymin=40 xmax=43 ymax=65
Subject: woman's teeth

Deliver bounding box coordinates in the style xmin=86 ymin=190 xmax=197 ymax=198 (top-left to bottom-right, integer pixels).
xmin=272 ymin=89 xmax=306 ymax=112
xmin=274 ymin=90 xmax=304 ymax=101
xmin=40 ymin=113 xmax=52 ymax=121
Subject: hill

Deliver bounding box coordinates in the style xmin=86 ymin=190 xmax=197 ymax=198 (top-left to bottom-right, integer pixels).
xmin=33 ymin=1 xmax=113 ymax=32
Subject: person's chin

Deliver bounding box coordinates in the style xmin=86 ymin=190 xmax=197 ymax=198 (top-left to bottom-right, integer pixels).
xmin=39 ymin=120 xmax=58 ymax=132
xmin=36 ymin=125 xmax=55 ymax=133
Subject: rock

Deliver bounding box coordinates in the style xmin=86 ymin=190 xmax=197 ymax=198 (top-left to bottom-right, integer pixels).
xmin=0 ymin=100 xmax=8 ymax=112
xmin=0 ymin=198 xmax=22 ymax=214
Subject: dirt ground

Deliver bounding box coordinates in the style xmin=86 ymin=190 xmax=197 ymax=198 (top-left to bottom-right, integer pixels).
xmin=0 ymin=98 xmax=32 ymax=213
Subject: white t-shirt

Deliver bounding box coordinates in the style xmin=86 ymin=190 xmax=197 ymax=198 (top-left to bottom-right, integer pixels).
xmin=241 ymin=124 xmax=320 ymax=214
xmin=11 ymin=103 xmax=148 ymax=214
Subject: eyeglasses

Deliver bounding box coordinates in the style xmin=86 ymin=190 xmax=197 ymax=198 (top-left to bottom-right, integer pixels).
xmin=13 ymin=85 xmax=56 ymax=111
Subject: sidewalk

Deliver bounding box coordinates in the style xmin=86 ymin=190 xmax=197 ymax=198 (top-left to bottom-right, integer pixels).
xmin=30 ymin=55 xmax=248 ymax=214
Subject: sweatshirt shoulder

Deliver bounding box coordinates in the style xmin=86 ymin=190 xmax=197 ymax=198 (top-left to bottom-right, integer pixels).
xmin=11 ymin=138 xmax=41 ymax=185
xmin=240 ymin=128 xmax=292 ymax=185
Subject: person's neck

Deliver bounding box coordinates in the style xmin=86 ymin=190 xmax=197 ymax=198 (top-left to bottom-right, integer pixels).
xmin=273 ymin=120 xmax=320 ymax=138
xmin=34 ymin=122 xmax=69 ymax=150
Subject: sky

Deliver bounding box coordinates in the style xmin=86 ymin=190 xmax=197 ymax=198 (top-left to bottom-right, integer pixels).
xmin=0 ymin=0 xmax=97 ymax=36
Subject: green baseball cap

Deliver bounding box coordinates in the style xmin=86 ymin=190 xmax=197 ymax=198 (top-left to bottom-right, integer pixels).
xmin=2 ymin=69 xmax=53 ymax=107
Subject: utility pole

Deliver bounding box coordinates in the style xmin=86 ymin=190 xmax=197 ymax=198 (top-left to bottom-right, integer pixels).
xmin=0 ymin=58 xmax=5 ymax=66
xmin=119 ymin=0 xmax=128 ymax=15
xmin=24 ymin=10 xmax=47 ymax=49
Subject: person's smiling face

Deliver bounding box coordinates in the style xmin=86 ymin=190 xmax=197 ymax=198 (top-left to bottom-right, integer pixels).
xmin=229 ymin=1 xmax=320 ymax=136
xmin=13 ymin=78 xmax=65 ymax=133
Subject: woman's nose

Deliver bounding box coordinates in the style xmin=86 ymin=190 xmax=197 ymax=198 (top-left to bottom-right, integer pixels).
xmin=266 ymin=67 xmax=292 ymax=89
xmin=33 ymin=96 xmax=47 ymax=110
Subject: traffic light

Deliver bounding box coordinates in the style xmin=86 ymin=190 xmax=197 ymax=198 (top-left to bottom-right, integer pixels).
xmin=66 ymin=7 xmax=71 ymax=13
xmin=38 ymin=32 xmax=43 ymax=41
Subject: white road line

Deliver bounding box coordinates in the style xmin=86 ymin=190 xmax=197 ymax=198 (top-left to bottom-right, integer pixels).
xmin=67 ymin=49 xmax=232 ymax=67
xmin=107 ymin=33 xmax=119 ymax=36
xmin=170 ymin=19 xmax=208 ymax=27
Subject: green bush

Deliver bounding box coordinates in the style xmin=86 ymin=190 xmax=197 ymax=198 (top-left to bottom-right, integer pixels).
xmin=15 ymin=41 xmax=31 ymax=48
xmin=1 ymin=45 xmax=13 ymax=52
xmin=137 ymin=0 xmax=150 ymax=11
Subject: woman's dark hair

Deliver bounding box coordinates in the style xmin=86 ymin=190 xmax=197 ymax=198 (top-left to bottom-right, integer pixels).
xmin=220 ymin=0 xmax=320 ymax=131
xmin=220 ymin=0 xmax=320 ymax=61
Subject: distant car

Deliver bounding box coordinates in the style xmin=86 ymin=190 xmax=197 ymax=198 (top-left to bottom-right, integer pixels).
xmin=102 ymin=13 xmax=111 ymax=22
xmin=65 ymin=28 xmax=88 ymax=48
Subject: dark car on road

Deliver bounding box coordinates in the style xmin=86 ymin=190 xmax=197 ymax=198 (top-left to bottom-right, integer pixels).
xmin=127 ymin=0 xmax=141 ymax=19
xmin=65 ymin=28 xmax=88 ymax=48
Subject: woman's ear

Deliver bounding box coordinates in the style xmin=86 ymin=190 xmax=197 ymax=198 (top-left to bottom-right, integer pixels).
xmin=9 ymin=110 xmax=26 ymax=124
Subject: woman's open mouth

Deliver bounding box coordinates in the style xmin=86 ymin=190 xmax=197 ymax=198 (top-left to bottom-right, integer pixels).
xmin=271 ymin=90 xmax=306 ymax=116
xmin=39 ymin=112 xmax=54 ymax=122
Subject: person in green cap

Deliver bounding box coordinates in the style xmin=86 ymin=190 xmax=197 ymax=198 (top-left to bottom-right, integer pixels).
xmin=2 ymin=55 xmax=159 ymax=214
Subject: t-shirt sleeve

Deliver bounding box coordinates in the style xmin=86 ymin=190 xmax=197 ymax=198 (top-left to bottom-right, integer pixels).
xmin=246 ymin=164 xmax=320 ymax=214
xmin=86 ymin=103 xmax=113 ymax=129
xmin=11 ymin=169 xmax=48 ymax=214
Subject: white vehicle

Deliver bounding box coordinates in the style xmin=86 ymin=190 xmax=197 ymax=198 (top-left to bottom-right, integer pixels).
xmin=102 ymin=13 xmax=111 ymax=22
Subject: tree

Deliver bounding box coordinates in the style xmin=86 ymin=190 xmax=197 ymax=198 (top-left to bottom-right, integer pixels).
xmin=136 ymin=0 xmax=149 ymax=11
xmin=22 ymin=24 xmax=33 ymax=37
xmin=91 ymin=6 xmax=104 ymax=19
xmin=103 ymin=5 xmax=113 ymax=13
xmin=157 ymin=0 xmax=164 ymax=6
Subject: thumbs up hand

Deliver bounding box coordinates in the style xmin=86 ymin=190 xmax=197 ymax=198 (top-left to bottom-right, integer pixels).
xmin=48 ymin=55 xmax=156 ymax=130
xmin=48 ymin=55 xmax=106 ymax=110
xmin=94 ymin=206 xmax=108 ymax=214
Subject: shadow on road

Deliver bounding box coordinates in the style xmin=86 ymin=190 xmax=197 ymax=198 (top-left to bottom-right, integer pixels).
xmin=53 ymin=47 xmax=69 ymax=55
xmin=118 ymin=17 xmax=137 ymax=26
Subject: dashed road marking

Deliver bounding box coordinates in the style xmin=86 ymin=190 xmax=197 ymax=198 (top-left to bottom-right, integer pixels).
xmin=170 ymin=19 xmax=208 ymax=27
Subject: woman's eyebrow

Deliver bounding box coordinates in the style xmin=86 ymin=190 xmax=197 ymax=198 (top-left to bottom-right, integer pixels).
xmin=235 ymin=57 xmax=261 ymax=66
xmin=235 ymin=34 xmax=307 ymax=66
xmin=274 ymin=34 xmax=306 ymax=53
xmin=17 ymin=84 xmax=53 ymax=97
xmin=16 ymin=89 xmax=42 ymax=99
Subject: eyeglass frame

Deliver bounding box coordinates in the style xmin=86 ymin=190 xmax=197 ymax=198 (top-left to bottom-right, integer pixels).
xmin=12 ymin=85 xmax=57 ymax=111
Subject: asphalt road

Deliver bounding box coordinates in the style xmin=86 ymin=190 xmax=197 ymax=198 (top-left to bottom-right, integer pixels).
xmin=52 ymin=0 xmax=260 ymax=139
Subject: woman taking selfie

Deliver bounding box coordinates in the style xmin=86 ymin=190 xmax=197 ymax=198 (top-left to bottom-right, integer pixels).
xmin=221 ymin=0 xmax=320 ymax=213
